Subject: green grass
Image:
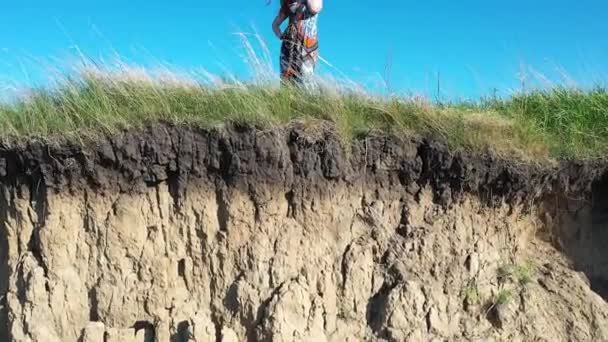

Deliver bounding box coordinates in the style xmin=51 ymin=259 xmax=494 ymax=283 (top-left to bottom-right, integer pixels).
xmin=495 ymin=288 xmax=513 ymax=306
xmin=462 ymin=282 xmax=481 ymax=305
xmin=481 ymin=88 xmax=608 ymax=158
xmin=497 ymin=261 xmax=536 ymax=286
xmin=0 ymin=67 xmax=606 ymax=160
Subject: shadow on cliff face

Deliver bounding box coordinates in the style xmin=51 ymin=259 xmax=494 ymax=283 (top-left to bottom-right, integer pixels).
xmin=587 ymin=174 xmax=608 ymax=299
xmin=0 ymin=189 xmax=10 ymax=340
xmin=556 ymin=172 xmax=608 ymax=301
xmin=170 ymin=321 xmax=190 ymax=342
xmin=134 ymin=321 xmax=156 ymax=342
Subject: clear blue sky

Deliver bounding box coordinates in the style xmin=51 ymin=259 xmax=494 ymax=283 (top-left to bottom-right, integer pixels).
xmin=1 ymin=0 xmax=607 ymax=99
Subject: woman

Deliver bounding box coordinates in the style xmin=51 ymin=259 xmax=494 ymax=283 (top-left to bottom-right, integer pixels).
xmin=272 ymin=0 xmax=323 ymax=88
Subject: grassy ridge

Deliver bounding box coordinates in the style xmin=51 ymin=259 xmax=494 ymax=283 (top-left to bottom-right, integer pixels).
xmin=0 ymin=69 xmax=606 ymax=160
xmin=484 ymin=88 xmax=608 ymax=158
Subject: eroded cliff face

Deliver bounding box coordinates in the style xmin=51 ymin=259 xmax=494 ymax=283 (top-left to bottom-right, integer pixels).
xmin=0 ymin=124 xmax=607 ymax=342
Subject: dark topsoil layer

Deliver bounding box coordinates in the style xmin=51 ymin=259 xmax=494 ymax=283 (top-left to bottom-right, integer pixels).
xmin=0 ymin=123 xmax=606 ymax=207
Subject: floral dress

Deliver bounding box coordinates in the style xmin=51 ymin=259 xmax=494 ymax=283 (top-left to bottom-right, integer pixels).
xmin=280 ymin=0 xmax=319 ymax=87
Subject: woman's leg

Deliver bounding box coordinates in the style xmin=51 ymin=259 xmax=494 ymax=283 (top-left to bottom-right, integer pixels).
xmin=298 ymin=56 xmax=317 ymax=91
xmin=279 ymin=26 xmax=301 ymax=85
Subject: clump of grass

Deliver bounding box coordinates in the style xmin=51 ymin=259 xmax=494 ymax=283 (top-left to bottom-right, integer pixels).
xmin=495 ymin=288 xmax=513 ymax=306
xmin=497 ymin=261 xmax=536 ymax=286
xmin=483 ymin=287 xmax=514 ymax=321
xmin=483 ymin=87 xmax=608 ymax=158
xmin=463 ymin=283 xmax=481 ymax=306
xmin=0 ymin=62 xmax=606 ymax=161
xmin=513 ymin=262 xmax=535 ymax=286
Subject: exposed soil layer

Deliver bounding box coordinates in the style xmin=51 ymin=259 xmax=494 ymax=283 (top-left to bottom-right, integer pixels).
xmin=0 ymin=123 xmax=606 ymax=342
xmin=1 ymin=123 xmax=605 ymax=201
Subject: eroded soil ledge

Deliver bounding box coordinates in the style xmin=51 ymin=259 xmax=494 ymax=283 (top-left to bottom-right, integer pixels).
xmin=0 ymin=123 xmax=607 ymax=342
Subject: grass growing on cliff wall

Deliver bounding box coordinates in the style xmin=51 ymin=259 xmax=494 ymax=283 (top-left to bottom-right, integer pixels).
xmin=0 ymin=65 xmax=606 ymax=160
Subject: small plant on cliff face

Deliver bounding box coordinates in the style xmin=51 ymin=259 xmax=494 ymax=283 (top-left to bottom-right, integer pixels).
xmin=497 ymin=264 xmax=515 ymax=282
xmin=464 ymin=286 xmax=480 ymax=304
xmin=495 ymin=288 xmax=513 ymax=306
xmin=513 ymin=262 xmax=535 ymax=286
xmin=461 ymin=279 xmax=481 ymax=306
xmin=483 ymin=287 xmax=514 ymax=321
xmin=497 ymin=261 xmax=535 ymax=286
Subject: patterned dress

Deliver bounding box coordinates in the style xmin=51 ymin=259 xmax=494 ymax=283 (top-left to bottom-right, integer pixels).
xmin=280 ymin=0 xmax=319 ymax=87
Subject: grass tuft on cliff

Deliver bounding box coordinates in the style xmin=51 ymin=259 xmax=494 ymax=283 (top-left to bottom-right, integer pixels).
xmin=0 ymin=67 xmax=606 ymax=160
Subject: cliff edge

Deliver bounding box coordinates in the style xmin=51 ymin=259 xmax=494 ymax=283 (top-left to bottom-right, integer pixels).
xmin=0 ymin=123 xmax=607 ymax=341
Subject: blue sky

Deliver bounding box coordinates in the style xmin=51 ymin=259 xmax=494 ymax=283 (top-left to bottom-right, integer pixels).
xmin=0 ymin=0 xmax=607 ymax=99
